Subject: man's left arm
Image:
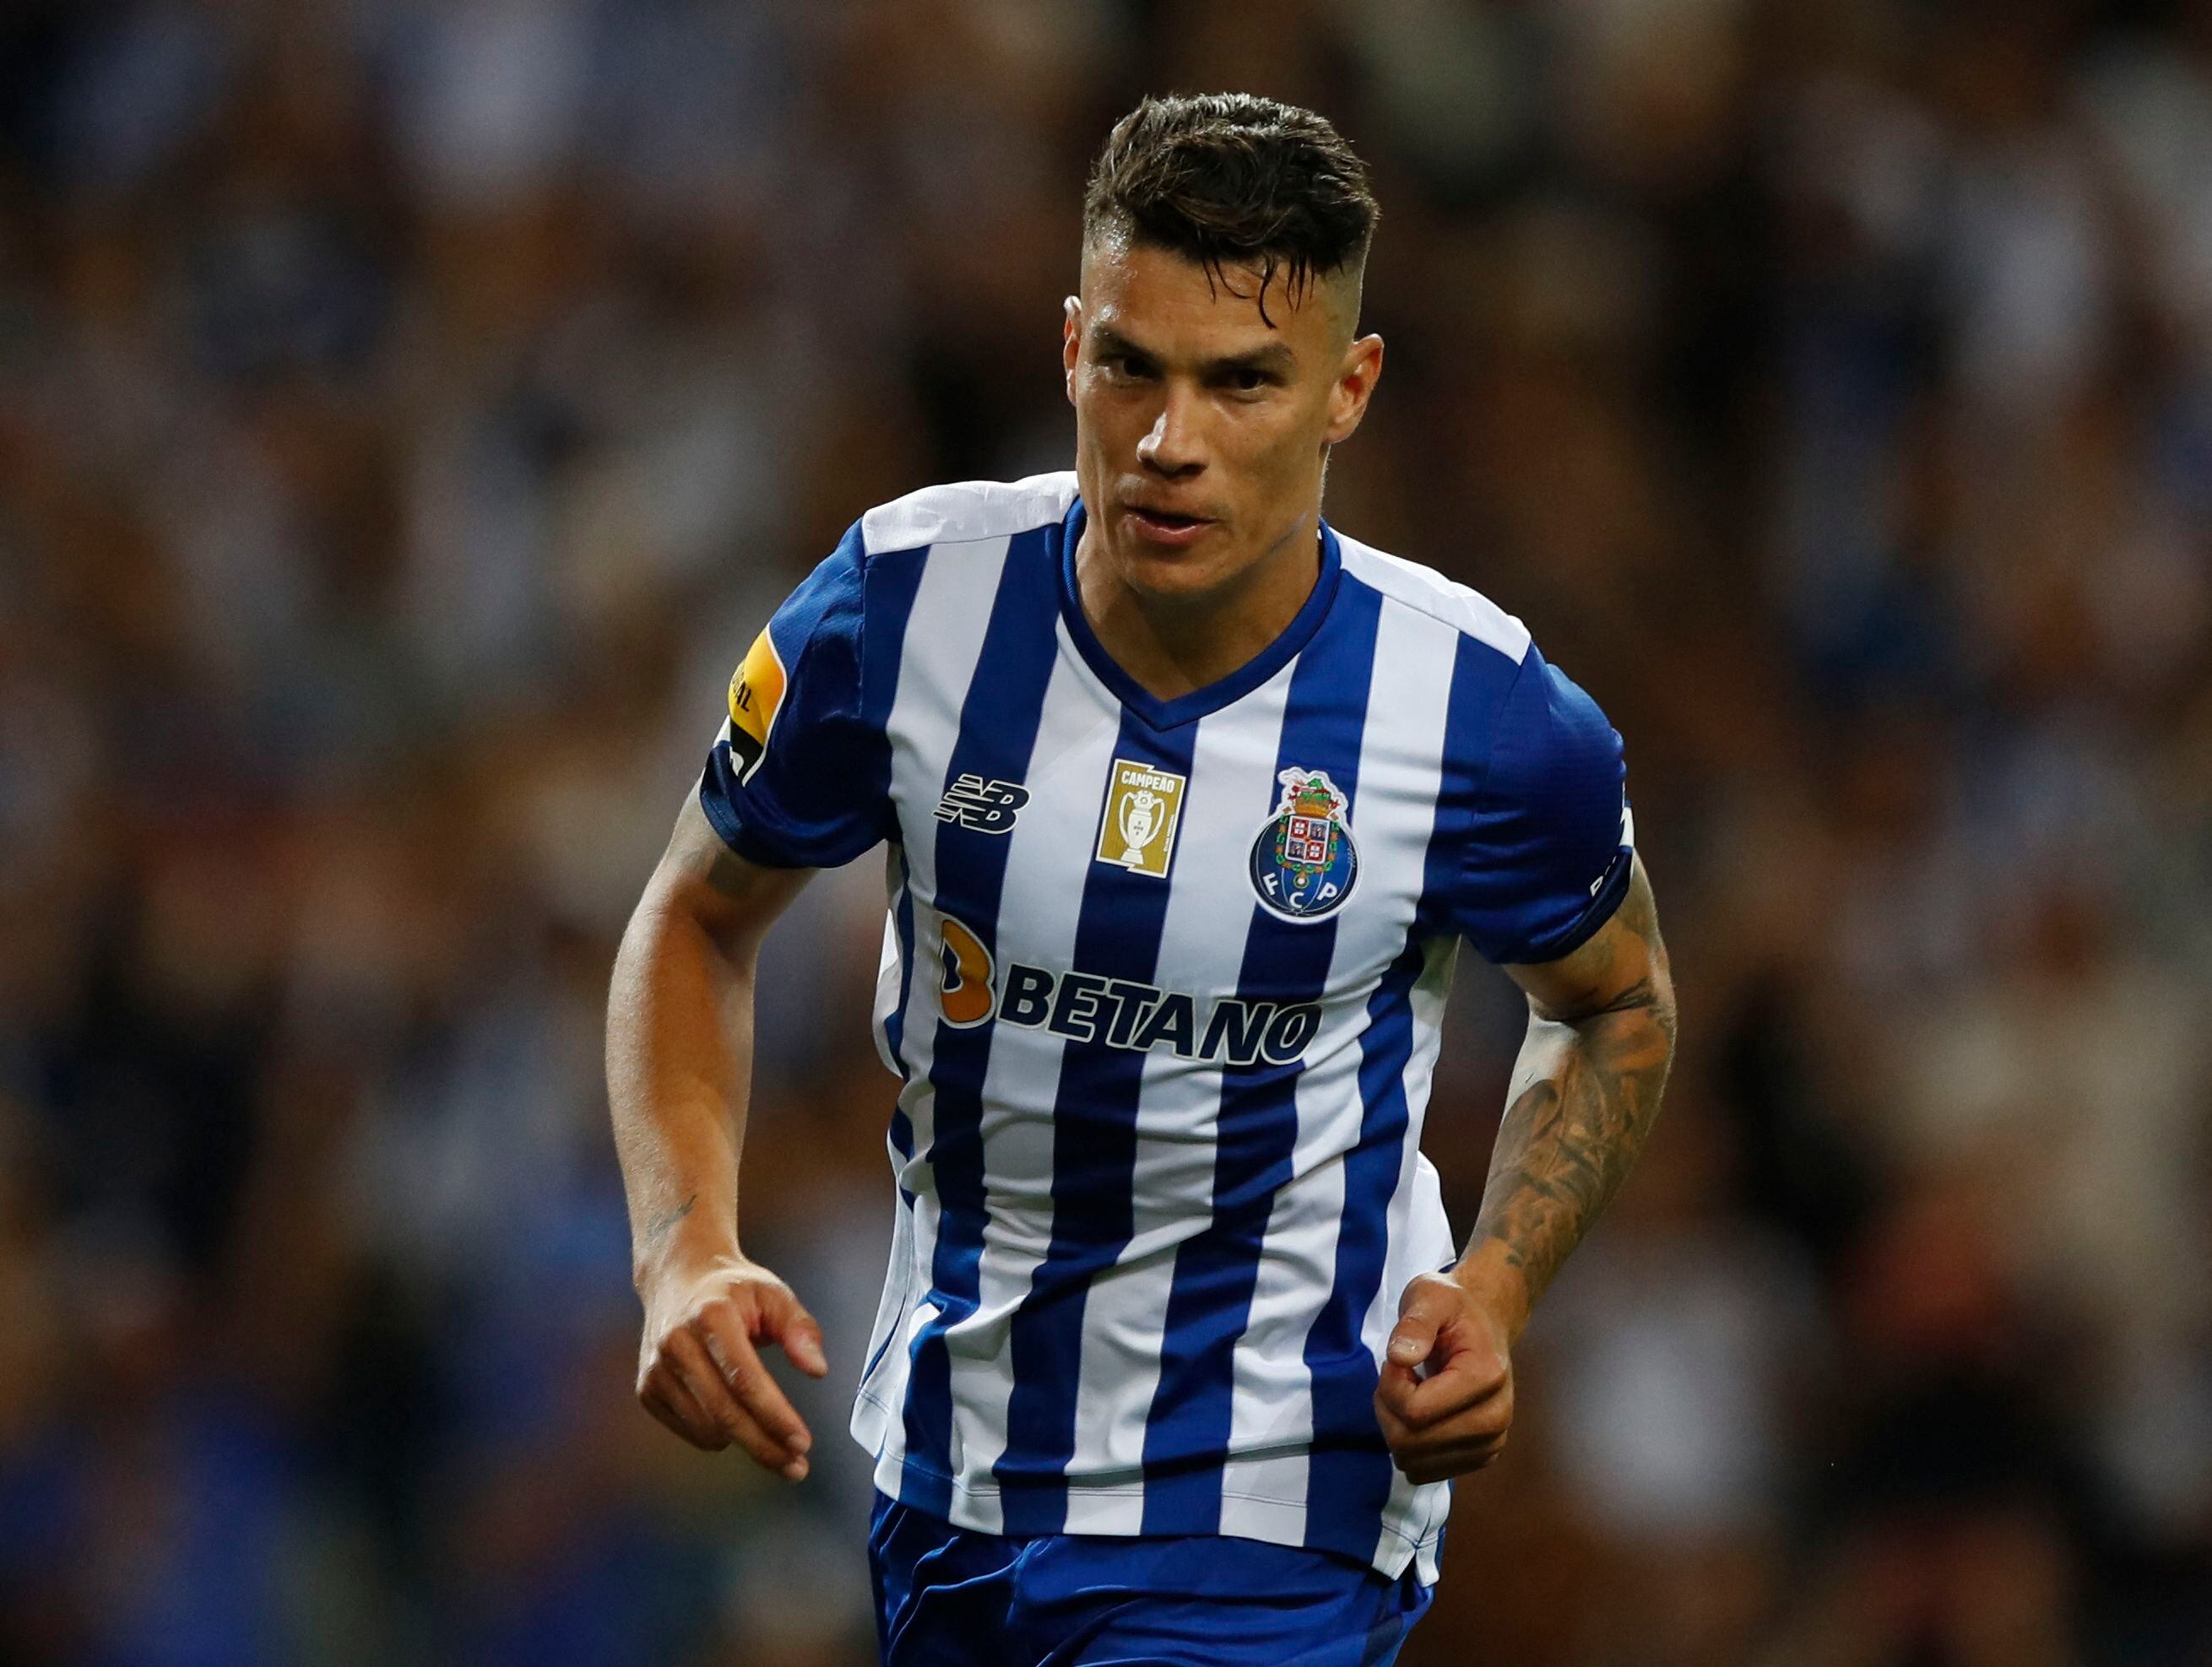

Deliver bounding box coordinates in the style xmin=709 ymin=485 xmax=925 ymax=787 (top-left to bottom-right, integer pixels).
xmin=1376 ymin=853 xmax=1677 ymax=1484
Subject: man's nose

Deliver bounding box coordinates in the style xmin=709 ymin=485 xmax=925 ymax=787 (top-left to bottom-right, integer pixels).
xmin=1136 ymin=385 xmax=1206 ymax=476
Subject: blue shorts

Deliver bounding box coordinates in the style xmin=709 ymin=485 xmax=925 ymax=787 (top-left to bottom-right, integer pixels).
xmin=868 ymin=1493 xmax=1434 ymax=1666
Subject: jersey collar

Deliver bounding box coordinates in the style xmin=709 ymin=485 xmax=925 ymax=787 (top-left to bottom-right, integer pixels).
xmin=1055 ymin=495 xmax=1344 ymax=732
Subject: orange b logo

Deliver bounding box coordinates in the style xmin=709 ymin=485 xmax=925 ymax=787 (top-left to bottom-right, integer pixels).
xmin=937 ymin=915 xmax=996 ymax=1028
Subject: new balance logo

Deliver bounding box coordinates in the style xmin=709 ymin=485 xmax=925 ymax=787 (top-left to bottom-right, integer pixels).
xmin=935 ymin=775 xmax=1029 ymax=835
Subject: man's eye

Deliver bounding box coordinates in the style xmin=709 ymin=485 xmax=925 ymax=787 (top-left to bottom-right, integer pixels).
xmin=1228 ymin=368 xmax=1271 ymax=392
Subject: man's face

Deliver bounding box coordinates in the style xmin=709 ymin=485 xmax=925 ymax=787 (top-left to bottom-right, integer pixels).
xmin=1064 ymin=237 xmax=1382 ymax=607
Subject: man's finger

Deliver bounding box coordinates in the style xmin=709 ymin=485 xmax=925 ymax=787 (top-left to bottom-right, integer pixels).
xmin=1375 ymin=1392 xmax=1414 ymax=1451
xmin=646 ymin=1383 xmax=721 ymax=1451
xmin=666 ymin=1328 xmax=802 ymax=1474
xmin=1397 ymin=1352 xmax=1509 ymax=1426
xmin=1398 ymin=1426 xmax=1509 ymax=1484
xmin=1397 ymin=1441 xmax=1504 ymax=1476
xmin=1374 ymin=1360 xmax=1424 ymax=1423
xmin=1385 ymin=1387 xmax=1512 ymax=1473
xmin=1389 ymin=1427 xmax=1510 ymax=1483
xmin=713 ymin=1395 xmax=794 ymax=1476
xmin=756 ymin=1285 xmax=830 ymax=1379
xmin=641 ymin=1365 xmax=727 ymax=1452
xmin=780 ymin=1312 xmax=830 ymax=1379
xmin=669 ymin=1331 xmax=805 ymax=1476
xmin=1375 ymin=1350 xmax=1504 ymax=1432
xmin=1421 ymin=1389 xmax=1512 ymax=1447
xmin=699 ymin=1307 xmax=815 ymax=1459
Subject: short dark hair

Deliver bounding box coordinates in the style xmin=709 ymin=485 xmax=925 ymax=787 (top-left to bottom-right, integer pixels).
xmin=1082 ymin=93 xmax=1379 ymax=324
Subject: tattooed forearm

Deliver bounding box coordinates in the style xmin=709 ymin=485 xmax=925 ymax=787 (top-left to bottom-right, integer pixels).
xmin=1465 ymin=858 xmax=1677 ymax=1327
xmin=1470 ymin=999 xmax=1674 ymax=1306
xmin=642 ymin=1193 xmax=699 ymax=1248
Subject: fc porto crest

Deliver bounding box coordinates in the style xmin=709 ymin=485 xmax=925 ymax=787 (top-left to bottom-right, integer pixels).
xmin=1250 ymin=767 xmax=1358 ymax=923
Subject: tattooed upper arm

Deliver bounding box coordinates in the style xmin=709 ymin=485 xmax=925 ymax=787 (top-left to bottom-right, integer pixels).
xmin=646 ymin=794 xmax=817 ymax=953
xmin=1504 ymin=854 xmax=1673 ymax=1030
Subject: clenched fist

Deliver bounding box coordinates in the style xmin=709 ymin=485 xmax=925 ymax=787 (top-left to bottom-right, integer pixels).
xmin=1374 ymin=1270 xmax=1515 ymax=1485
xmin=636 ymin=1254 xmax=828 ymax=1479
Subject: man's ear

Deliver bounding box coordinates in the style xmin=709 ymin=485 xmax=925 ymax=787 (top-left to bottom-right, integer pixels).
xmin=1063 ymin=296 xmax=1083 ymax=403
xmin=1325 ymin=333 xmax=1385 ymax=446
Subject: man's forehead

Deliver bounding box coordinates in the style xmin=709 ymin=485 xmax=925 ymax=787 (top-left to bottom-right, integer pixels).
xmin=1079 ymin=237 xmax=1344 ymax=343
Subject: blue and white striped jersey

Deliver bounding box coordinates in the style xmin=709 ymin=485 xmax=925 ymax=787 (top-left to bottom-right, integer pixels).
xmin=699 ymin=472 xmax=1634 ymax=1582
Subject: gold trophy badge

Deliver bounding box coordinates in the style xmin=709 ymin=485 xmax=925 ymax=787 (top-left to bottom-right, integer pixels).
xmin=1096 ymin=760 xmax=1189 ymax=880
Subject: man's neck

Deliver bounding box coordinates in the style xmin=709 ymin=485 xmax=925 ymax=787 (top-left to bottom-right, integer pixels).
xmin=1076 ymin=513 xmax=1324 ymax=704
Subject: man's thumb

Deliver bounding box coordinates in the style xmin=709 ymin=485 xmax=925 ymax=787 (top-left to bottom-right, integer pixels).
xmin=755 ymin=1283 xmax=830 ymax=1377
xmin=789 ymin=1321 xmax=829 ymax=1377
xmin=1386 ymin=1309 xmax=1440 ymax=1368
xmin=1388 ymin=1273 xmax=1462 ymax=1367
xmin=780 ymin=1307 xmax=830 ymax=1377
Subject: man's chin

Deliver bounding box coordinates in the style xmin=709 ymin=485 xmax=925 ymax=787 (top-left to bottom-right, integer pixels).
xmin=1113 ymin=537 xmax=1236 ymax=603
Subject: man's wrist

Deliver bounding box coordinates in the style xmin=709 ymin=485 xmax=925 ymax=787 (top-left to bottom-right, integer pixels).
xmin=1449 ymin=1240 xmax=1533 ymax=1345
xmin=632 ymin=1206 xmax=742 ymax=1297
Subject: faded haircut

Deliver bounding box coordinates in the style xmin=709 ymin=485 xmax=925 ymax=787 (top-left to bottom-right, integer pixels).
xmin=1082 ymin=92 xmax=1379 ymax=327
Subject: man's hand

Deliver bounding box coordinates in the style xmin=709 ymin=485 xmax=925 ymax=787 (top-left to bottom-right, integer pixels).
xmin=636 ymin=1254 xmax=829 ymax=1479
xmin=1374 ymin=1270 xmax=1516 ymax=1485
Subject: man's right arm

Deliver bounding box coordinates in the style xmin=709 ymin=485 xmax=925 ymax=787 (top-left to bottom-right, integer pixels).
xmin=606 ymin=793 xmax=827 ymax=1479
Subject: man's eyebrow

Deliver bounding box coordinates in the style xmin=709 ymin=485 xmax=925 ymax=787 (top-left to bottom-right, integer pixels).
xmin=1088 ymin=324 xmax=1154 ymax=360
xmin=1087 ymin=325 xmax=1296 ymax=376
xmin=1206 ymin=343 xmax=1296 ymax=376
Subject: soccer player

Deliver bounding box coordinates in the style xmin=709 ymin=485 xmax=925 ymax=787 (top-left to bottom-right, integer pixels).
xmin=607 ymin=93 xmax=1676 ymax=1664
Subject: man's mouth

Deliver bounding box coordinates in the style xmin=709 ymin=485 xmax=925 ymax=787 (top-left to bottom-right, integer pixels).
xmin=1124 ymin=505 xmax=1213 ymax=546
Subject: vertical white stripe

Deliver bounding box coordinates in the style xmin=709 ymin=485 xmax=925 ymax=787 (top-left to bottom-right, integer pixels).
xmin=1060 ymin=667 xmax=1298 ymax=1536
xmin=1219 ymin=596 xmax=1460 ymax=1543
xmin=941 ymin=621 xmax=1122 ymax=1529
xmin=859 ymin=533 xmax=1011 ymax=1500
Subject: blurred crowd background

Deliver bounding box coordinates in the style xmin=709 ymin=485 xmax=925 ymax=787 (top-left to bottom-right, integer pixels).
xmin=3 ymin=1 xmax=2209 ymax=1663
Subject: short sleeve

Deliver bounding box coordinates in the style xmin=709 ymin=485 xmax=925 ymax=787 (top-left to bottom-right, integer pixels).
xmin=697 ymin=522 xmax=888 ymax=869
xmin=1447 ymin=645 xmax=1635 ymax=966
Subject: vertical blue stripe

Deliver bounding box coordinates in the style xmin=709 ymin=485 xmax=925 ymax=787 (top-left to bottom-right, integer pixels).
xmin=1138 ymin=574 xmax=1385 ymax=1532
xmin=898 ymin=526 xmax=1063 ymax=1515
xmin=865 ymin=543 xmax=928 ymax=1089
xmin=1412 ymin=634 xmax=1527 ymax=940
xmin=994 ymin=710 xmax=1198 ymax=1534
xmin=861 ymin=542 xmax=930 ymax=821
xmin=1302 ymin=628 xmax=1524 ymax=1564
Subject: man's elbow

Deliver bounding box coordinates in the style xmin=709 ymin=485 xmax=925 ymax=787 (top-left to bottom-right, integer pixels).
xmin=625 ymin=867 xmax=754 ymax=976
xmin=1542 ymin=950 xmax=1676 ymax=1085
